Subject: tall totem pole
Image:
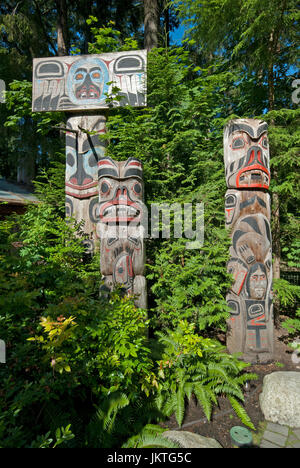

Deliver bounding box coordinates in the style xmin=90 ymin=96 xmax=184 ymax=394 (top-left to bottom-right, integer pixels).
xmin=98 ymin=157 xmax=147 ymax=308
xmin=224 ymin=119 xmax=274 ymax=363
xmin=32 ymin=51 xmax=147 ymax=306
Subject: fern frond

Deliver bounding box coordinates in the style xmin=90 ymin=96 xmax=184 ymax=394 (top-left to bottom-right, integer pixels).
xmin=184 ymin=381 xmax=194 ymax=400
xmin=213 ymin=383 xmax=244 ymax=401
xmin=126 ymin=433 xmax=180 ymax=448
xmin=193 ymin=383 xmax=212 ymax=421
xmin=122 ymin=424 xmax=179 ymax=449
xmin=175 ymin=385 xmax=185 ymax=427
xmin=99 ymin=393 xmax=130 ymax=433
xmin=235 ymin=372 xmax=258 ymax=385
xmin=207 ymin=362 xmax=230 ymax=381
xmin=162 ymin=392 xmax=177 ymax=417
xmin=228 ymin=396 xmax=255 ymax=430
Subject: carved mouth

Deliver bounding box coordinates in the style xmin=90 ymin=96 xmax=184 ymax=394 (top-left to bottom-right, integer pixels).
xmin=253 ymin=288 xmax=266 ymax=298
xmin=75 ymin=85 xmax=100 ymax=100
xmin=100 ymin=201 xmax=141 ymax=223
xmin=237 ymin=165 xmax=270 ymax=189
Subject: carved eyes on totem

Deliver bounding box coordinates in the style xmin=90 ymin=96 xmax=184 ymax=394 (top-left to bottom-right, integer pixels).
xmin=232 ymin=137 xmax=246 ymax=149
xmin=131 ymin=182 xmax=142 ymax=197
xmin=99 ymin=180 xmax=143 ymax=199
xmin=75 ymin=68 xmax=102 ymax=82
xmin=231 ymin=134 xmax=269 ymax=150
xmin=100 ymin=179 xmax=112 ymax=197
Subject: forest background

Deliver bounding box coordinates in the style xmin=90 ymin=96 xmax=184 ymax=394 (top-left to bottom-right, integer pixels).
xmin=0 ymin=0 xmax=299 ymax=448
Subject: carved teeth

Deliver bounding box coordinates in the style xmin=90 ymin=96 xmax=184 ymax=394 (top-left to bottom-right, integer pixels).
xmin=103 ymin=205 xmax=139 ymax=217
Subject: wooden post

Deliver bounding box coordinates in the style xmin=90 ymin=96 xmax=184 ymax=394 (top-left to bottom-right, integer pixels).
xmin=224 ymin=119 xmax=274 ymax=363
xmin=65 ymin=114 xmax=106 ymax=256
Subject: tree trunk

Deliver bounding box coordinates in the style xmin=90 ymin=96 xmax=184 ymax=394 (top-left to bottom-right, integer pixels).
xmin=268 ymin=62 xmax=275 ymax=112
xmin=17 ymin=153 xmax=36 ymax=188
xmin=144 ymin=0 xmax=159 ymax=51
xmin=56 ymin=0 xmax=68 ymax=56
xmin=164 ymin=1 xmax=170 ymax=48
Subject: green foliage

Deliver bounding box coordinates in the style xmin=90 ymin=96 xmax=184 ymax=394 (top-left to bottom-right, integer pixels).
xmin=282 ymin=308 xmax=300 ymax=336
xmin=0 ymin=162 xmax=157 ymax=447
xmin=87 ymin=18 xmax=139 ymax=54
xmin=123 ymin=424 xmax=180 ymax=448
xmin=104 ymin=47 xmax=235 ymax=331
xmin=30 ymin=424 xmax=75 ymax=448
xmin=155 ymin=321 xmax=257 ymax=429
xmin=273 ymin=279 xmax=300 ymax=309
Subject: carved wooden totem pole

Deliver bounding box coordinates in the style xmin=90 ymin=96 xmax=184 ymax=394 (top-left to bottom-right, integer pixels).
xmin=65 ymin=115 xmax=106 ymax=255
xmin=98 ymin=157 xmax=147 ymax=308
xmin=32 ymin=51 xmax=147 ymax=306
xmin=224 ymin=119 xmax=274 ymax=363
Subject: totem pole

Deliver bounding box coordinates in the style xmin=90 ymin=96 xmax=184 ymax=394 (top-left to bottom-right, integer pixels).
xmin=32 ymin=51 xmax=147 ymax=306
xmin=65 ymin=115 xmax=106 ymax=255
xmin=224 ymin=119 xmax=274 ymax=363
xmin=98 ymin=157 xmax=147 ymax=308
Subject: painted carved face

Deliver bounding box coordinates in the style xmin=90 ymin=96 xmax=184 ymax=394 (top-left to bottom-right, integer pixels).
xmin=67 ymin=58 xmax=109 ymax=105
xmin=224 ymin=119 xmax=270 ymax=189
xmin=65 ymin=116 xmax=106 ymax=197
xmin=247 ymin=264 xmax=268 ymax=300
xmin=98 ymin=157 xmax=143 ymax=224
xmin=225 ymin=190 xmax=271 ymax=229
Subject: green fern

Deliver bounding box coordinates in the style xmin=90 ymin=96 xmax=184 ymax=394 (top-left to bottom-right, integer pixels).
xmin=123 ymin=425 xmax=180 ymax=448
xmin=228 ymin=396 xmax=255 ymax=430
xmin=99 ymin=393 xmax=130 ymax=433
xmin=175 ymin=385 xmax=185 ymax=427
xmin=156 ymin=320 xmax=256 ymax=429
xmin=193 ymin=383 xmax=212 ymax=421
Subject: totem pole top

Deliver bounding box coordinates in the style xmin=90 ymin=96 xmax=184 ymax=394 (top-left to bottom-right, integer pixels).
xmin=32 ymin=50 xmax=147 ymax=113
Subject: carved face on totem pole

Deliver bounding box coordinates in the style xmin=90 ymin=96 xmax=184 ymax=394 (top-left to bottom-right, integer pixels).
xmin=65 ymin=115 xmax=106 ymax=254
xmin=224 ymin=119 xmax=270 ymax=189
xmin=229 ymin=213 xmax=272 ymax=298
xmin=65 ymin=116 xmax=106 ymax=200
xmin=98 ymin=157 xmax=145 ymax=299
xmin=67 ymin=58 xmax=109 ymax=106
xmin=225 ymin=190 xmax=271 ymax=227
xmin=98 ymin=157 xmax=144 ymax=225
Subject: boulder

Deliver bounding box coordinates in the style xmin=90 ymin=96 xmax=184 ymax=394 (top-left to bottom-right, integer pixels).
xmin=162 ymin=430 xmax=222 ymax=448
xmin=259 ymin=371 xmax=300 ymax=428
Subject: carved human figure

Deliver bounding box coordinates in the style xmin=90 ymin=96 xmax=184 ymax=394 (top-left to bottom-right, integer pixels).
xmin=98 ymin=156 xmax=147 ymax=308
xmin=65 ymin=115 xmax=106 ymax=255
xmin=224 ymin=119 xmax=274 ymax=363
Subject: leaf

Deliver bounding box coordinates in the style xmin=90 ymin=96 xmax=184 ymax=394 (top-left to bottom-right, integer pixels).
xmin=193 ymin=383 xmax=212 ymax=421
xmin=228 ymin=396 xmax=255 ymax=430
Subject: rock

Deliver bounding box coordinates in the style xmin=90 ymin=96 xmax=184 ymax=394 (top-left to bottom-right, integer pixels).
xmin=259 ymin=371 xmax=300 ymax=428
xmin=162 ymin=430 xmax=222 ymax=448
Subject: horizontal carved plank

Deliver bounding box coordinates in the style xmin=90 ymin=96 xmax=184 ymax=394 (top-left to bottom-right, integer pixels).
xmin=32 ymin=50 xmax=147 ymax=112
